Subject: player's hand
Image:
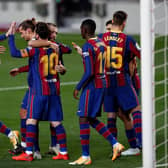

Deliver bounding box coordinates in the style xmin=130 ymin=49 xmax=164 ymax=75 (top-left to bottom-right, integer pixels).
xmin=73 ymin=89 xmax=79 ymax=100
xmin=0 ymin=45 xmax=6 ymax=54
xmin=55 ymin=61 xmax=66 ymax=74
xmin=50 ymin=42 xmax=59 ymax=53
xmin=72 ymin=42 xmax=82 ymax=55
xmin=10 ymin=68 xmax=19 ymax=76
xmin=6 ymin=22 xmax=16 ymax=37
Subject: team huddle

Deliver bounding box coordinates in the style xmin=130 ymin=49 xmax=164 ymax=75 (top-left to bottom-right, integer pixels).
xmin=0 ymin=10 xmax=142 ymax=165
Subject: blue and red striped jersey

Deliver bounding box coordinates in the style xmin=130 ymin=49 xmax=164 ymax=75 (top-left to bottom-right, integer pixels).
xmin=76 ymin=37 xmax=108 ymax=90
xmin=8 ymin=35 xmax=60 ymax=96
xmin=52 ymin=41 xmax=72 ymax=65
xmin=102 ymin=31 xmax=141 ymax=87
xmin=0 ymin=34 xmax=7 ymax=41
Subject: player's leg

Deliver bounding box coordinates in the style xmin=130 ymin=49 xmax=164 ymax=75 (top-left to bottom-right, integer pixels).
xmin=19 ymin=108 xmax=27 ymax=149
xmin=8 ymin=91 xmax=29 ymax=155
xmin=33 ymin=122 xmax=42 ymax=159
xmin=44 ymin=95 xmax=68 ymax=160
xmin=69 ymin=88 xmax=94 ymax=165
xmin=12 ymin=94 xmax=43 ymax=161
xmin=131 ymin=105 xmax=142 ymax=149
xmin=69 ymin=117 xmax=91 ymax=165
xmin=46 ymin=123 xmax=59 ymax=155
xmin=89 ymin=117 xmax=124 ymax=161
xmin=0 ymin=121 xmax=19 ymax=149
xmin=19 ymin=90 xmax=29 ymax=149
xmin=131 ymin=72 xmax=142 ymax=148
xmin=103 ymin=87 xmax=118 ymax=139
xmin=52 ymin=121 xmax=69 ymax=160
xmin=12 ymin=119 xmax=38 ymax=161
xmin=118 ymin=111 xmax=140 ymax=156
xmin=107 ymin=112 xmax=118 ymax=139
xmin=117 ymin=84 xmax=141 ymax=155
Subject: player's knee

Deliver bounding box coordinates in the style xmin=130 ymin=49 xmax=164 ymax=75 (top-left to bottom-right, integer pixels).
xmin=50 ymin=121 xmax=61 ymax=127
xmin=26 ymin=119 xmax=37 ymax=125
xmin=118 ymin=111 xmax=131 ymax=122
xmin=131 ymin=105 xmax=141 ymax=113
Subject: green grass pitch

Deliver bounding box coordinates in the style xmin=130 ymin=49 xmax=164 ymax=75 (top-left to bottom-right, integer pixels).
xmin=0 ymin=32 xmax=163 ymax=168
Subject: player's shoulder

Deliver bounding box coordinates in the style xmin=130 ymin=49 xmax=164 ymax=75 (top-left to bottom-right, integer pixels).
xmin=126 ymin=34 xmax=136 ymax=42
xmin=82 ymin=41 xmax=91 ymax=50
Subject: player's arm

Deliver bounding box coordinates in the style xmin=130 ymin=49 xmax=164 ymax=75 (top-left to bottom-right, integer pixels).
xmin=0 ymin=34 xmax=7 ymax=41
xmin=28 ymin=40 xmax=50 ymax=47
xmin=129 ymin=36 xmax=141 ymax=59
xmin=10 ymin=65 xmax=29 ymax=77
xmin=73 ymin=47 xmax=94 ymax=99
xmin=59 ymin=43 xmax=72 ymax=54
xmin=28 ymin=40 xmax=59 ymax=52
xmin=8 ymin=35 xmax=32 ymax=58
xmin=129 ymin=57 xmax=137 ymax=77
xmin=0 ymin=22 xmax=16 ymax=41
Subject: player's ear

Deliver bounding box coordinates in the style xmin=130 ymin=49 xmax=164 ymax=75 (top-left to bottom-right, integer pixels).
xmin=123 ymin=21 xmax=126 ymax=27
xmin=35 ymin=34 xmax=39 ymax=39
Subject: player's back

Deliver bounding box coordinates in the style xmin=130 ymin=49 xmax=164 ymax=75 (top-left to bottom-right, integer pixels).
xmin=86 ymin=37 xmax=108 ymax=88
xmin=102 ymin=31 xmax=140 ymax=87
xmin=29 ymin=47 xmax=60 ymax=96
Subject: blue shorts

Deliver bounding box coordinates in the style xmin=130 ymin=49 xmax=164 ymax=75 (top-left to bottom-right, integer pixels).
xmin=104 ymin=84 xmax=139 ymax=112
xmin=21 ymin=90 xmax=29 ymax=109
xmin=77 ymin=87 xmax=104 ymax=118
xmin=27 ymin=93 xmax=63 ymax=121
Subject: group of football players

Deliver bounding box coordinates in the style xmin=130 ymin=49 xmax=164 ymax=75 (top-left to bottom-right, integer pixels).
xmin=0 ymin=10 xmax=142 ymax=165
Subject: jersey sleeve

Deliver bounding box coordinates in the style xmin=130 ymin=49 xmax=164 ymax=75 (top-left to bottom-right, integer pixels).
xmin=0 ymin=34 xmax=7 ymax=41
xmin=76 ymin=44 xmax=94 ymax=91
xmin=59 ymin=42 xmax=72 ymax=54
xmin=128 ymin=36 xmax=141 ymax=59
xmin=18 ymin=65 xmax=29 ymax=73
xmin=8 ymin=35 xmax=35 ymax=58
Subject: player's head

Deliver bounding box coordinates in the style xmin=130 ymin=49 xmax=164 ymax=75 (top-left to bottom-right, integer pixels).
xmin=47 ymin=22 xmax=58 ymax=41
xmin=112 ymin=10 xmax=127 ymax=31
xmin=18 ymin=18 xmax=36 ymax=41
xmin=35 ymin=22 xmax=51 ymax=40
xmin=105 ymin=20 xmax=112 ymax=32
xmin=80 ymin=19 xmax=96 ymax=39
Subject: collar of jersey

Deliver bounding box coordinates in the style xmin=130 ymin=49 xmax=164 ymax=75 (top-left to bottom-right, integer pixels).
xmin=88 ymin=37 xmax=97 ymax=40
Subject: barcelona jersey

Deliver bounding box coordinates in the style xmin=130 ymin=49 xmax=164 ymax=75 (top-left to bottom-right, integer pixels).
xmin=8 ymin=35 xmax=60 ymax=96
xmin=0 ymin=34 xmax=7 ymax=41
xmin=102 ymin=31 xmax=140 ymax=87
xmin=76 ymin=37 xmax=108 ymax=90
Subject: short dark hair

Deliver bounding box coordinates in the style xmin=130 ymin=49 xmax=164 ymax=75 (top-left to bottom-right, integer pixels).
xmin=112 ymin=11 xmax=127 ymax=26
xmin=47 ymin=22 xmax=57 ymax=27
xmin=18 ymin=18 xmax=36 ymax=31
xmin=35 ymin=22 xmax=51 ymax=39
xmin=106 ymin=20 xmax=112 ymax=26
xmin=81 ymin=19 xmax=96 ymax=35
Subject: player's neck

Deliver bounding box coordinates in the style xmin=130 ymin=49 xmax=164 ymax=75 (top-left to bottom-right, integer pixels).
xmin=111 ymin=25 xmax=123 ymax=32
xmin=86 ymin=34 xmax=95 ymax=41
